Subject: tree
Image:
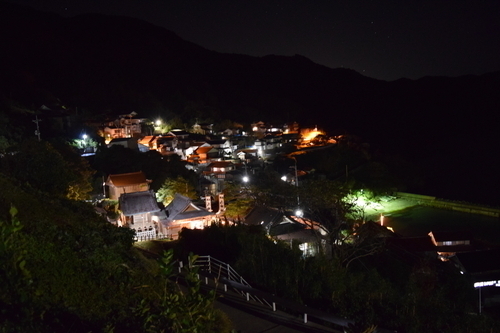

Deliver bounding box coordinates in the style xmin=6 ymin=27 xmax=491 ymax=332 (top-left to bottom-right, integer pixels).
xmin=156 ymin=176 xmax=197 ymax=205
xmin=221 ymin=182 xmax=254 ymax=221
xmin=93 ymin=144 xmax=142 ymax=175
xmin=51 ymin=139 xmax=95 ymax=200
xmin=0 ymin=136 xmax=11 ymax=154
xmin=1 ymin=139 xmax=84 ymax=198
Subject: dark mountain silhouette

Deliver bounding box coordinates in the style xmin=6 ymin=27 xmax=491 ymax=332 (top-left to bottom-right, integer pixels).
xmin=1 ymin=1 xmax=499 ymax=205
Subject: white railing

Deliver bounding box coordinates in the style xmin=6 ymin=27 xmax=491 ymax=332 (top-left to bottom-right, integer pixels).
xmin=185 ymin=255 xmax=361 ymax=330
xmin=134 ymin=231 xmax=166 ymax=242
xmin=193 ymin=255 xmax=272 ymax=308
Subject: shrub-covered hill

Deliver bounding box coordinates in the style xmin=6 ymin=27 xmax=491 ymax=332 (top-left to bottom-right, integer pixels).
xmin=0 ymin=173 xmax=231 ymax=333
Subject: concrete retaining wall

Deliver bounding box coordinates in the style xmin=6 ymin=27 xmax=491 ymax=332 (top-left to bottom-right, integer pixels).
xmin=396 ymin=192 xmax=500 ymax=218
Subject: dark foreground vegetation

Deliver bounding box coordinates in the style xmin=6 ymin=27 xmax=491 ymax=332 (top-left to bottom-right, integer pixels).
xmin=0 ymin=164 xmax=232 ymax=333
xmin=174 ymin=225 xmax=499 ymax=333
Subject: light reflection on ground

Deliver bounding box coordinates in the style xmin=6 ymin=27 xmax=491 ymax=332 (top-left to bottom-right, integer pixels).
xmin=363 ymin=199 xmax=500 ymax=242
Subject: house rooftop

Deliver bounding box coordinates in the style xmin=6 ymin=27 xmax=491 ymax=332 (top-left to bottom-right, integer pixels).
xmin=274 ymin=228 xmax=319 ymax=243
xmin=119 ymin=191 xmax=160 ymax=215
xmin=429 ymin=230 xmax=471 ymax=242
xmin=207 ymin=161 xmax=234 ymax=168
xmin=138 ymin=136 xmax=156 ymax=144
xmin=107 ymin=171 xmax=147 ymax=187
xmin=109 ymin=138 xmax=133 ymax=143
xmin=163 ymin=193 xmax=214 ymax=224
xmin=244 ymin=206 xmax=283 ymax=229
xmin=195 ymin=146 xmax=214 ymax=154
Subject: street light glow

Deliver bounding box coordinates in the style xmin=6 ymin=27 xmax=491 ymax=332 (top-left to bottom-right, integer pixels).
xmin=243 ymin=176 xmax=249 ymax=183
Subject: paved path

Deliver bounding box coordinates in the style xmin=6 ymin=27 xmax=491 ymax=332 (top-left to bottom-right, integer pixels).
xmin=202 ymin=278 xmax=343 ymax=333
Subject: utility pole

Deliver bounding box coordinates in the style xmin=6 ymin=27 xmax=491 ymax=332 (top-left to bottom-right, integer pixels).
xmin=33 ymin=115 xmax=41 ymax=141
xmin=292 ymin=157 xmax=302 ymax=217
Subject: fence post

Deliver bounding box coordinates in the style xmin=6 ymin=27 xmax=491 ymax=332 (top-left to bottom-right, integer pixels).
xmin=272 ymin=302 xmax=276 ymax=311
xmin=246 ymin=292 xmax=250 ymax=301
xmin=208 ymin=256 xmax=211 ymax=274
xmin=205 ymin=277 xmax=209 ymax=285
xmin=224 ymin=284 xmax=227 ymax=292
xmin=178 ymin=261 xmax=183 ymax=273
xmin=304 ymin=313 xmax=307 ymax=323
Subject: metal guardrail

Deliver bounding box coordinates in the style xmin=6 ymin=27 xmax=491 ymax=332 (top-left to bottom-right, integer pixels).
xmin=187 ymin=255 xmax=370 ymax=331
xmin=193 ymin=255 xmax=273 ymax=308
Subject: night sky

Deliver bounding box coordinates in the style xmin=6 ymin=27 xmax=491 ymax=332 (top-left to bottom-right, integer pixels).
xmin=7 ymin=0 xmax=500 ymax=81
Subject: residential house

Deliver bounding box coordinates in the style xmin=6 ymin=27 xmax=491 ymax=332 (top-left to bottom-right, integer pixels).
xmin=236 ymin=149 xmax=258 ymax=162
xmin=101 ymin=113 xmax=146 ymax=140
xmin=138 ymin=136 xmax=158 ymax=152
xmin=251 ymin=121 xmax=267 ymax=137
xmin=203 ymin=161 xmax=235 ymax=180
xmin=244 ymin=206 xmax=327 ymax=256
xmin=107 ymin=137 xmax=139 ymax=151
xmin=428 ymin=230 xmax=473 ymax=261
xmin=158 ymin=193 xmax=217 ymax=240
xmin=192 ymin=122 xmax=213 ymax=135
xmin=283 ymin=121 xmax=300 ymax=134
xmin=201 ymin=161 xmax=236 ymax=192
xmin=157 ymin=134 xmax=179 ymax=155
xmin=106 ymin=171 xmax=150 ymax=200
xmin=187 ymin=144 xmax=219 ymax=165
xmin=206 ymin=138 xmax=233 ymax=158
xmin=385 ymin=229 xmax=476 ymax=263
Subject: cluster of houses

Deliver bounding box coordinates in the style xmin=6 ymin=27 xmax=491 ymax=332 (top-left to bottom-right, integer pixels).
xmin=95 ymin=114 xmax=327 ymax=193
xmin=94 ymin=113 xmax=329 ymax=244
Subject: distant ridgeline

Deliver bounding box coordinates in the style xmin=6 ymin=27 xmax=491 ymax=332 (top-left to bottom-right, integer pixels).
xmin=396 ymin=192 xmax=500 ymax=218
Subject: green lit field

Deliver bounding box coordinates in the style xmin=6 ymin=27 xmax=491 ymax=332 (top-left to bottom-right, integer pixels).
xmin=384 ymin=205 xmax=500 ymax=243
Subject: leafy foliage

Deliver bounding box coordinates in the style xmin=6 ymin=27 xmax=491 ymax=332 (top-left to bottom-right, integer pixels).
xmin=1 ymin=139 xmax=93 ymax=199
xmin=0 ymin=174 xmax=232 ymax=332
xmin=222 ymin=182 xmax=254 ymax=220
xmin=134 ymin=250 xmax=232 ymax=333
xmin=156 ymin=176 xmax=198 ymax=205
